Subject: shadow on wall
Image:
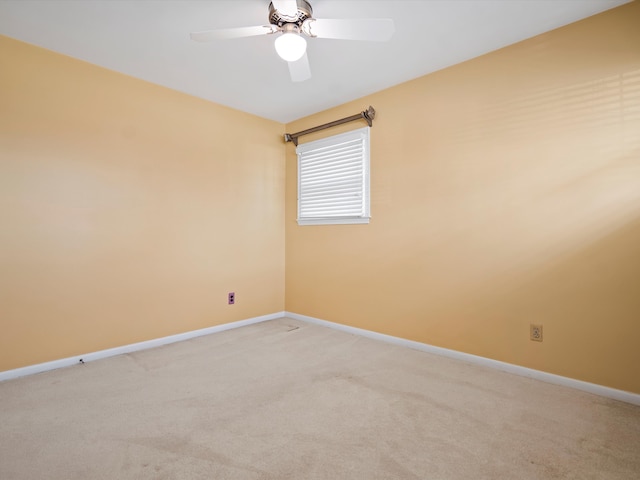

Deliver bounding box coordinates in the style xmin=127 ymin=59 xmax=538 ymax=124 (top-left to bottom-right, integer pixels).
xmin=380 ymin=66 xmax=640 ymax=305
xmin=350 ymin=69 xmax=640 ymax=391
xmin=382 ymin=68 xmax=640 ymax=392
xmin=449 ymin=69 xmax=640 ymax=147
xmin=443 ymin=211 xmax=640 ymax=392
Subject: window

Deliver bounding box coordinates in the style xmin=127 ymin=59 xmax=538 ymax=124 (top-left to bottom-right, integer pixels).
xmin=297 ymin=126 xmax=371 ymax=225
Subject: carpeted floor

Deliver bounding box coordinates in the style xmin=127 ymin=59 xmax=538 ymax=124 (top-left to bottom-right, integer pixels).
xmin=1 ymin=317 xmax=639 ymax=479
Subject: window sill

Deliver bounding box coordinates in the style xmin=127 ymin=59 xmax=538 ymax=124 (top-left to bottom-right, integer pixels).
xmin=297 ymin=217 xmax=370 ymax=226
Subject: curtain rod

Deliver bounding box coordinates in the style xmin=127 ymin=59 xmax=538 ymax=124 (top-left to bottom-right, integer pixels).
xmin=284 ymin=106 xmax=376 ymax=146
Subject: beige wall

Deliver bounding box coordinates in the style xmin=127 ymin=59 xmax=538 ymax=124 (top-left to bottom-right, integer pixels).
xmin=0 ymin=36 xmax=285 ymax=371
xmin=285 ymin=2 xmax=640 ymax=393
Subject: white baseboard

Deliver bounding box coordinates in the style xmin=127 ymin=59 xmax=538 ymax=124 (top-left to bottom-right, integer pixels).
xmin=286 ymin=311 xmax=640 ymax=407
xmin=0 ymin=311 xmax=285 ymax=383
xmin=5 ymin=310 xmax=638 ymax=406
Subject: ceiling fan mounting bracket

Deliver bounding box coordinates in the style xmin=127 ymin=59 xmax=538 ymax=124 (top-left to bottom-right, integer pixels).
xmin=269 ymin=0 xmax=313 ymax=28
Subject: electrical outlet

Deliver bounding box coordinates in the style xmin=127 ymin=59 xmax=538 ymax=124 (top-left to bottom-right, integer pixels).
xmin=228 ymin=292 xmax=235 ymax=305
xmin=530 ymin=324 xmax=543 ymax=342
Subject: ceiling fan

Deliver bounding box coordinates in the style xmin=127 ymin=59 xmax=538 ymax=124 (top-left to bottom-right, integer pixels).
xmin=190 ymin=0 xmax=395 ymax=82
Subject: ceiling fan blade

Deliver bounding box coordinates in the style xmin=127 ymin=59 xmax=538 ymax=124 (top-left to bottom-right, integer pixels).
xmin=272 ymin=0 xmax=299 ymax=17
xmin=190 ymin=25 xmax=277 ymax=42
xmin=288 ymin=52 xmax=312 ymax=83
xmin=302 ymin=18 xmax=395 ymax=42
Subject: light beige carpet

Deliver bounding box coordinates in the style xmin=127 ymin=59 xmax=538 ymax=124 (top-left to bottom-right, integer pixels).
xmin=1 ymin=317 xmax=639 ymax=479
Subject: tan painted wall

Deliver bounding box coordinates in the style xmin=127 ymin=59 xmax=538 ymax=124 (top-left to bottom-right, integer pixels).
xmin=285 ymin=2 xmax=640 ymax=393
xmin=0 ymin=36 xmax=285 ymax=371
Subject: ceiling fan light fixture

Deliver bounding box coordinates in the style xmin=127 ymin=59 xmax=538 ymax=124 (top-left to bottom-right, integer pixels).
xmin=275 ymin=31 xmax=307 ymax=62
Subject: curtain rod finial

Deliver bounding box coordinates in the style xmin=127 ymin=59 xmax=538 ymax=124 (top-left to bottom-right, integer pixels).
xmin=366 ymin=106 xmax=376 ymax=120
xmin=284 ymin=133 xmax=298 ymax=145
xmin=362 ymin=106 xmax=376 ymax=127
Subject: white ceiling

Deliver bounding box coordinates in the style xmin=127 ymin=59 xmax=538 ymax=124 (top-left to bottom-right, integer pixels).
xmin=0 ymin=0 xmax=631 ymax=123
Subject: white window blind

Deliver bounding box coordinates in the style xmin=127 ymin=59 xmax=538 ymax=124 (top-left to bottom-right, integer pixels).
xmin=297 ymin=127 xmax=370 ymax=226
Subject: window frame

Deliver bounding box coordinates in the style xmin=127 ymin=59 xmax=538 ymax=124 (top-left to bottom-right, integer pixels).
xmin=296 ymin=126 xmax=371 ymax=226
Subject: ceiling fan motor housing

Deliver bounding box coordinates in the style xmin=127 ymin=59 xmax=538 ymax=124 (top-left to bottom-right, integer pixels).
xmin=269 ymin=0 xmax=313 ymax=27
